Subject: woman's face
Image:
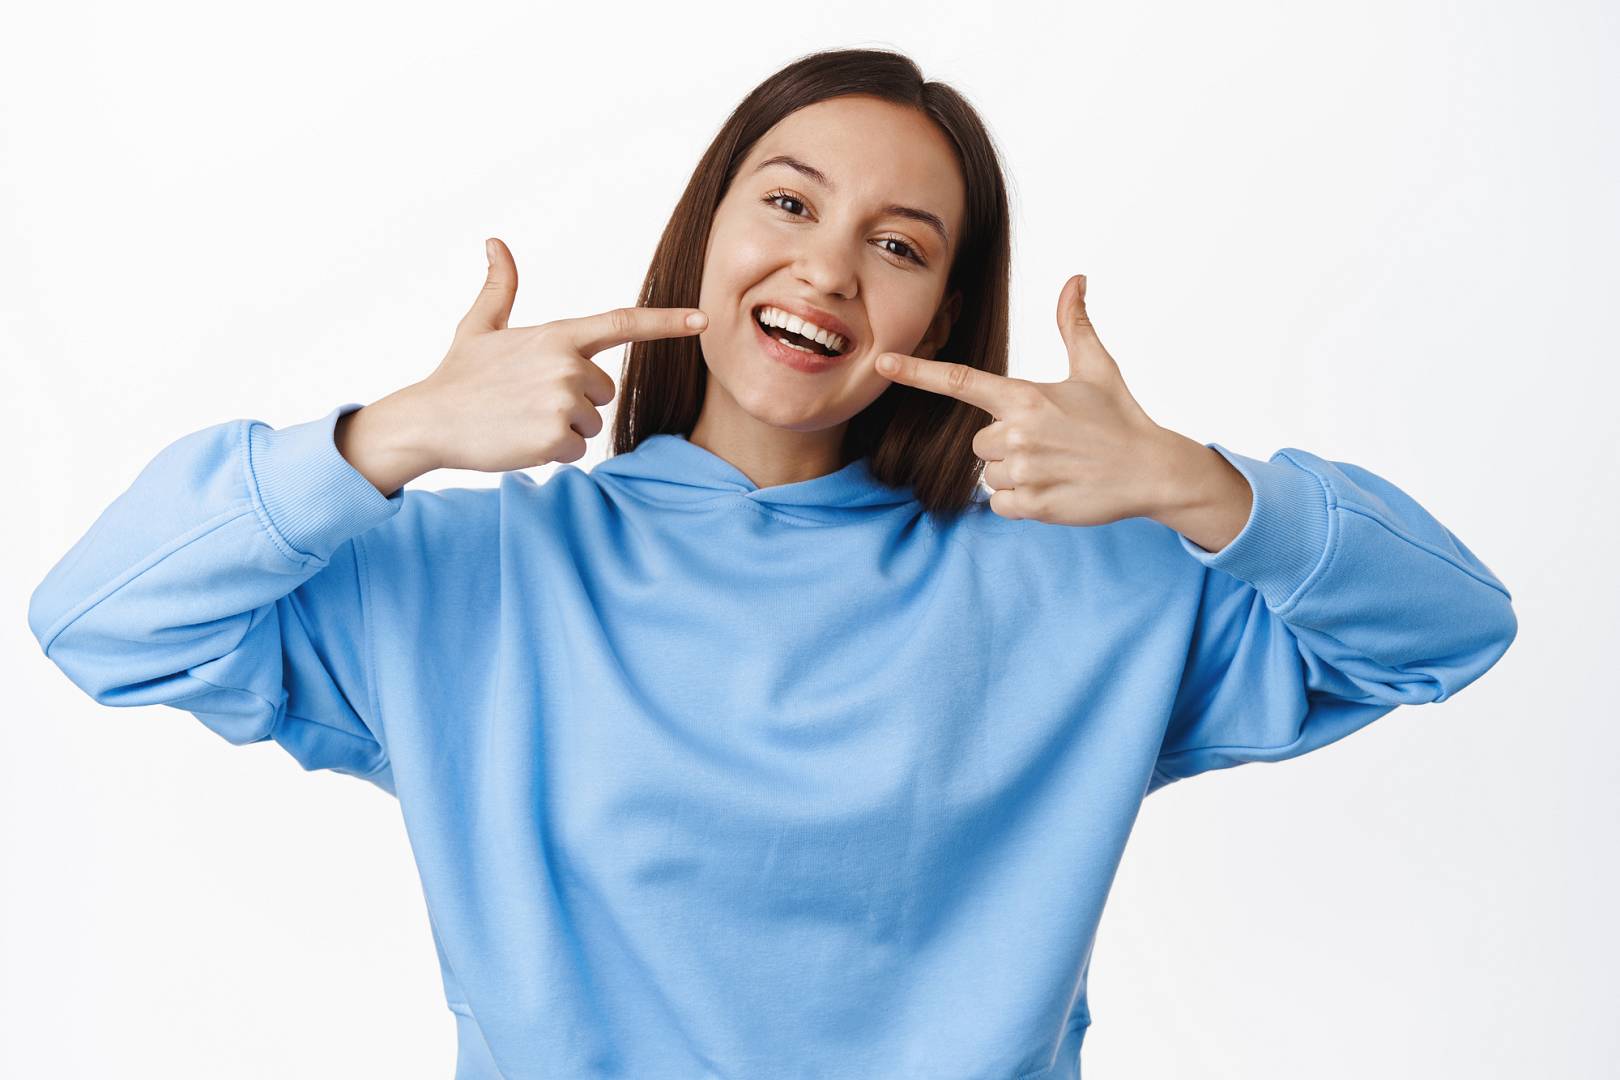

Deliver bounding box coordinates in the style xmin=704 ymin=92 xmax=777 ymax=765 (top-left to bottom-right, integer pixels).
xmin=695 ymin=94 xmax=966 ymax=436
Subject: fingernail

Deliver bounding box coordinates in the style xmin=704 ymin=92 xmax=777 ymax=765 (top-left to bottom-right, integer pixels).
xmin=686 ymin=312 xmax=707 ymax=330
xmin=485 ymin=238 xmax=496 ymax=263
xmin=876 ymin=353 xmax=898 ymax=373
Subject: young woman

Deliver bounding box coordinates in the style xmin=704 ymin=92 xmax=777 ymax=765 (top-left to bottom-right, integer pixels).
xmin=28 ymin=48 xmax=1517 ymax=1080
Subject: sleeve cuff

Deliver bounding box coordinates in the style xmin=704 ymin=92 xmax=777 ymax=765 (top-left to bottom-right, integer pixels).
xmin=246 ymin=402 xmax=405 ymax=561
xmin=1176 ymin=442 xmax=1333 ymax=609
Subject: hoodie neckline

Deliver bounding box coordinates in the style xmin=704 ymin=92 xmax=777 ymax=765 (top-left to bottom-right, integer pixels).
xmin=591 ymin=432 xmax=918 ymax=517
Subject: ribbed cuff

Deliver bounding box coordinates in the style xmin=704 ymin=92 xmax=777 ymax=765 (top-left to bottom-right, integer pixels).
xmin=1177 ymin=442 xmax=1333 ymax=610
xmin=246 ymin=402 xmax=405 ymax=560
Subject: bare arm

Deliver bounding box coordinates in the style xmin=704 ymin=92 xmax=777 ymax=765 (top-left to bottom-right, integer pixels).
xmin=333 ymin=386 xmax=442 ymax=499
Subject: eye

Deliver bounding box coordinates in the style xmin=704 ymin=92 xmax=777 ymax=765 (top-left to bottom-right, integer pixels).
xmin=763 ymin=190 xmax=809 ymax=217
xmin=877 ymin=237 xmax=925 ymax=266
xmin=761 ymin=189 xmax=929 ymax=268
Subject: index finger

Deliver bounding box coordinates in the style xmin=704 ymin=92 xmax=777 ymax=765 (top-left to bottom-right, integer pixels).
xmin=559 ymin=305 xmax=708 ymax=358
xmin=875 ymin=352 xmax=1019 ymax=416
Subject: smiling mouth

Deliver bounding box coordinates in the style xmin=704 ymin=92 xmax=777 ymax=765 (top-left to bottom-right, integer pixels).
xmin=751 ymin=305 xmax=849 ymax=358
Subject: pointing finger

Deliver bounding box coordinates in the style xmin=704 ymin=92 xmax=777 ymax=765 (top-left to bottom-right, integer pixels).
xmin=875 ymin=352 xmax=1020 ymax=417
xmin=561 ymin=305 xmax=709 ymax=358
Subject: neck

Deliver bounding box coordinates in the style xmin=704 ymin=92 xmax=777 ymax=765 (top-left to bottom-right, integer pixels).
xmin=686 ymin=390 xmax=850 ymax=491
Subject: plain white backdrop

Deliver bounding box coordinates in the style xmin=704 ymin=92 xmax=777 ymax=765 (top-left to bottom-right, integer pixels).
xmin=4 ymin=1 xmax=1614 ymax=1076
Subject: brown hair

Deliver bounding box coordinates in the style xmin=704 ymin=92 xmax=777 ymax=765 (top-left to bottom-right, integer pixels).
xmin=610 ymin=47 xmax=1013 ymax=521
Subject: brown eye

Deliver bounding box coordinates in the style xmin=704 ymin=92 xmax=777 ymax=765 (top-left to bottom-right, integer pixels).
xmin=763 ymin=192 xmax=808 ymax=217
xmin=763 ymin=190 xmax=927 ymax=268
xmin=878 ymin=237 xmax=925 ymax=266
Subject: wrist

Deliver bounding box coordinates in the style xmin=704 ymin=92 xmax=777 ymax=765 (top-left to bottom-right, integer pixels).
xmin=1145 ymin=429 xmax=1254 ymax=551
xmin=335 ymin=388 xmax=442 ymax=496
xmin=1142 ymin=428 xmax=1207 ymax=516
xmin=377 ymin=382 xmax=448 ymax=473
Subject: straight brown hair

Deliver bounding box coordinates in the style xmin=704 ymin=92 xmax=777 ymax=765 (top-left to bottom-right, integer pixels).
xmin=610 ymin=47 xmax=1013 ymax=522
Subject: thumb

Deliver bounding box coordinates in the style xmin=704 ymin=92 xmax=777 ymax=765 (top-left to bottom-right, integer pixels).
xmin=1056 ymin=273 xmax=1118 ymax=381
xmin=462 ymin=237 xmax=518 ymax=333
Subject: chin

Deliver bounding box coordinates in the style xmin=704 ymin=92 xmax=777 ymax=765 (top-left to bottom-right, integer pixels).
xmin=735 ymin=389 xmax=844 ymax=433
xmin=716 ymin=374 xmax=855 ymax=434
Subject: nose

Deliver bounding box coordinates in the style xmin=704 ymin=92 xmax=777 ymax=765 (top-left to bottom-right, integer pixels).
xmin=792 ymin=230 xmax=859 ymax=301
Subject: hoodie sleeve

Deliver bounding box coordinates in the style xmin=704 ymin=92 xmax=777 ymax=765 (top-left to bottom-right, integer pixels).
xmin=27 ymin=402 xmax=407 ymax=794
xmin=1148 ymin=442 xmax=1517 ymax=795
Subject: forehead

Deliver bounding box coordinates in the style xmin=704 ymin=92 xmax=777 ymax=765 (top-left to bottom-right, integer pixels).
xmin=743 ymin=96 xmax=965 ymax=236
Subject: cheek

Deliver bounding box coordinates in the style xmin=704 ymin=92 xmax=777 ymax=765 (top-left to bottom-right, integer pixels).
xmin=868 ymin=289 xmax=943 ymax=355
xmin=700 ymin=215 xmax=779 ymax=290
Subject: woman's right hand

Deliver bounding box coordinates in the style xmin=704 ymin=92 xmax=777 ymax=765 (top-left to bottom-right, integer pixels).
xmin=401 ymin=236 xmax=708 ymax=475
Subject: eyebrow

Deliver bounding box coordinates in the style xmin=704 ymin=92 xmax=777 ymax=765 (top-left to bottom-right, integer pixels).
xmin=751 ymin=153 xmax=952 ymax=253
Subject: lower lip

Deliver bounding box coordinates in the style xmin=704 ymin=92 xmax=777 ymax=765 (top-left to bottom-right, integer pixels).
xmin=752 ymin=313 xmax=850 ymax=374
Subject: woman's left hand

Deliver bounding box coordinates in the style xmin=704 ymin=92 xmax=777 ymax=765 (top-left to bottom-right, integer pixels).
xmin=874 ymin=274 xmax=1211 ymax=528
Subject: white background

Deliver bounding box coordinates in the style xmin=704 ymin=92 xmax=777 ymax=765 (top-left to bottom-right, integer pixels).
xmin=4 ymin=1 xmax=1614 ymax=1076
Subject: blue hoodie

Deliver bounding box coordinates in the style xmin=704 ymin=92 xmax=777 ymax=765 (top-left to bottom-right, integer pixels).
xmin=28 ymin=401 xmax=1516 ymax=1079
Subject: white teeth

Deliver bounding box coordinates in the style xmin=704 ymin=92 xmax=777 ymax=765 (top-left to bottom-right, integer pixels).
xmin=755 ymin=305 xmax=847 ymax=353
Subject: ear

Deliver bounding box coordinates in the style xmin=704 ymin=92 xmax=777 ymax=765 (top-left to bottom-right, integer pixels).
xmin=913 ymin=288 xmax=963 ymax=361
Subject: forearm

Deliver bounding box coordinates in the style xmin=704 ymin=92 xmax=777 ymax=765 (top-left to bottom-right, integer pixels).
xmin=1146 ymin=430 xmax=1254 ymax=554
xmin=334 ymin=387 xmax=442 ymax=498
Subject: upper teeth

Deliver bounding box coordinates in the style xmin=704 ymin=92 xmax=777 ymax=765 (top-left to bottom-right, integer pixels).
xmin=756 ymin=306 xmax=847 ymax=353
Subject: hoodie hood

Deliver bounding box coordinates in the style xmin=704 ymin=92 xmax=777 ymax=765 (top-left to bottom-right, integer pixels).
xmin=590 ymin=432 xmax=919 ymax=522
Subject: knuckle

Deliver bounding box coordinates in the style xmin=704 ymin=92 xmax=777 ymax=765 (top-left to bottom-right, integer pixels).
xmin=572 ymin=362 xmax=607 ymax=394
xmin=608 ymin=307 xmax=636 ymax=338
xmin=945 ymin=364 xmax=974 ymax=395
xmin=530 ymin=323 xmax=561 ymax=350
xmin=989 ymin=489 xmax=1019 ymax=520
